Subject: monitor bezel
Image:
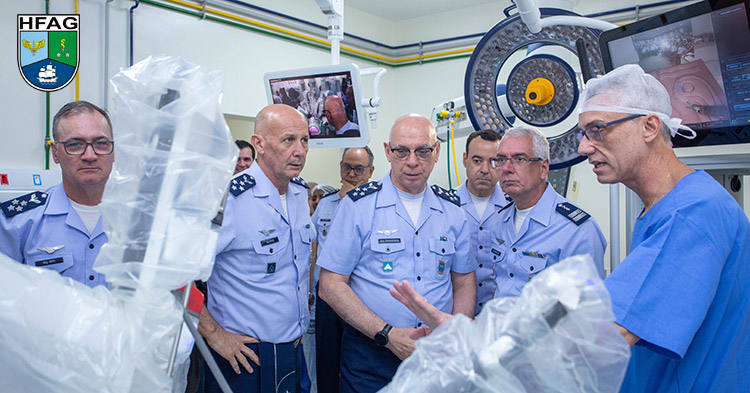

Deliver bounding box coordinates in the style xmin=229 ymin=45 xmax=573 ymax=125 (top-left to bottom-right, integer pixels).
xmin=598 ymin=0 xmax=750 ymax=148
xmin=263 ymin=63 xmax=369 ymax=149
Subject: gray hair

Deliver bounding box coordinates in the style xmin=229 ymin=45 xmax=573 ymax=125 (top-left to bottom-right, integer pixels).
xmin=342 ymin=145 xmax=374 ymax=167
xmin=53 ymin=101 xmax=112 ymax=141
xmin=501 ymin=125 xmax=550 ymax=161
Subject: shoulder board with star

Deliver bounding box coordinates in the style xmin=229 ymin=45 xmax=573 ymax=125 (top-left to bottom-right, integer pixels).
xmin=431 ymin=185 xmax=460 ymax=207
xmin=1 ymin=191 xmax=48 ymax=218
xmin=347 ymin=181 xmax=382 ymax=201
xmin=321 ymin=189 xmax=340 ymax=199
xmin=229 ymin=174 xmax=256 ymax=197
xmin=290 ymin=176 xmax=309 ymax=189
xmin=555 ymin=202 xmax=591 ymax=226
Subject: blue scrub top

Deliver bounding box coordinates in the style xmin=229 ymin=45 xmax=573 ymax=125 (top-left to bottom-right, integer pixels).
xmin=208 ymin=163 xmax=314 ymax=343
xmin=0 ymin=183 xmax=107 ymax=287
xmin=454 ymin=183 xmax=509 ymax=314
xmin=493 ymin=183 xmax=606 ymax=297
xmin=317 ymin=172 xmax=475 ymax=328
xmin=606 ymin=171 xmax=750 ymax=392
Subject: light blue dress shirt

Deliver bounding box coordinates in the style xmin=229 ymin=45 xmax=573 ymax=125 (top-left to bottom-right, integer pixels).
xmin=311 ymin=190 xmax=342 ymax=258
xmin=317 ymin=172 xmax=475 ymax=328
xmin=0 ymin=183 xmax=107 ymax=287
xmin=455 ymin=183 xmax=509 ymax=315
xmin=607 ymin=171 xmax=750 ymax=392
xmin=492 ymin=183 xmax=606 ymax=298
xmin=208 ymin=162 xmax=314 ymax=343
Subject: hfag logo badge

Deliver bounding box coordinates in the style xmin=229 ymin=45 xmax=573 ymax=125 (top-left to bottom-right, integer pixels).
xmin=17 ymin=14 xmax=79 ymax=92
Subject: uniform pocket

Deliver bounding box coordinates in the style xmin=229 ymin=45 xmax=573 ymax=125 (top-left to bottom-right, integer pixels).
xmin=428 ymin=237 xmax=456 ymax=280
xmin=370 ymin=236 xmax=405 ymax=276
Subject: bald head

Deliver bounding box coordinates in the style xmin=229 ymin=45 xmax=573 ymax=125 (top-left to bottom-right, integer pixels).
xmin=251 ymin=104 xmax=309 ymax=194
xmin=385 ymin=114 xmax=440 ymax=194
xmin=255 ymin=104 xmax=307 ymax=136
xmin=390 ymin=114 xmax=437 ymax=144
xmin=324 ymin=95 xmax=348 ymax=129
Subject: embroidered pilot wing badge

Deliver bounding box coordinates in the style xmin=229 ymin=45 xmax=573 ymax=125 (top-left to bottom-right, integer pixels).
xmin=1 ymin=191 xmax=48 ymax=218
xmin=259 ymin=228 xmax=276 ymax=236
xmin=377 ymin=229 xmax=398 ymax=236
xmin=431 ymin=185 xmax=460 ymax=206
xmin=347 ymin=181 xmax=382 ymax=201
xmin=38 ymin=245 xmax=64 ymax=254
xmin=229 ymin=174 xmax=255 ymax=197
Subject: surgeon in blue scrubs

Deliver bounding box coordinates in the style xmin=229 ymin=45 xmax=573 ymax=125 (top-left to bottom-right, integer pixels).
xmin=0 ymin=101 xmax=113 ymax=288
xmin=577 ymin=64 xmax=750 ymax=392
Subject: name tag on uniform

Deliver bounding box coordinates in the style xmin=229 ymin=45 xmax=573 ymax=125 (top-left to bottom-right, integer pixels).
xmin=35 ymin=257 xmax=64 ymax=267
xmin=261 ymin=237 xmax=279 ymax=247
xmin=320 ymin=218 xmax=331 ymax=222
xmin=378 ymin=238 xmax=401 ymax=244
xmin=491 ymin=248 xmax=502 ymax=256
xmin=267 ymin=262 xmax=277 ymax=274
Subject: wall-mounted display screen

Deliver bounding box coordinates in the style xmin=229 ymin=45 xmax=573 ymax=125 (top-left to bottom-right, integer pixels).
xmin=264 ymin=64 xmax=369 ymax=149
xmin=600 ymin=0 xmax=750 ymax=147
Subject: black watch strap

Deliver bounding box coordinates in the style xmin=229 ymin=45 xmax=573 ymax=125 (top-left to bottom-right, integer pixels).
xmin=374 ymin=323 xmax=392 ymax=347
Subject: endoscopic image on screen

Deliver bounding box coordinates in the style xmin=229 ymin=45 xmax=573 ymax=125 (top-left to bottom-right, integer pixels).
xmin=269 ymin=73 xmax=360 ymax=138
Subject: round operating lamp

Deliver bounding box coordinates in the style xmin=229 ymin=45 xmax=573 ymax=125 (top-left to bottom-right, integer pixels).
xmin=464 ymin=7 xmax=605 ymax=169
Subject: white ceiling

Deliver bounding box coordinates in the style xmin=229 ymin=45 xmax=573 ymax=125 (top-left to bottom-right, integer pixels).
xmin=345 ymin=0 xmax=500 ymax=21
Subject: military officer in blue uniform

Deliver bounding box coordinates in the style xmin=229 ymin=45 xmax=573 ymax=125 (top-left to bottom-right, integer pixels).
xmin=318 ymin=114 xmax=476 ymax=393
xmin=310 ymin=146 xmax=375 ymax=393
xmin=454 ymin=129 xmax=507 ymax=315
xmin=0 ymin=101 xmax=114 ymax=288
xmin=199 ymin=104 xmax=314 ymax=393
xmin=490 ymin=125 xmax=606 ymax=298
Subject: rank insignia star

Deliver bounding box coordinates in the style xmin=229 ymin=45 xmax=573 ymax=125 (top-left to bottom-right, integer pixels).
xmin=347 ymin=181 xmax=382 ymax=201
xmin=1 ymin=191 xmax=49 ymax=218
xmin=229 ymin=174 xmax=255 ymax=197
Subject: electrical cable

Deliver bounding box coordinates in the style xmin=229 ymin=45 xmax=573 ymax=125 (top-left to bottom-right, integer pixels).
xmin=446 ymin=125 xmax=452 ymax=189
xmin=451 ymin=121 xmax=461 ymax=186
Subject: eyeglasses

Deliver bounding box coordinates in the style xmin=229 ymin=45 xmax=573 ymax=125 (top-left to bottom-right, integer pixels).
xmin=490 ymin=156 xmax=544 ymax=168
xmin=340 ymin=163 xmax=370 ymax=175
xmin=58 ymin=140 xmax=115 ymax=155
xmin=388 ymin=143 xmax=437 ymax=161
xmin=577 ymin=114 xmax=645 ymax=142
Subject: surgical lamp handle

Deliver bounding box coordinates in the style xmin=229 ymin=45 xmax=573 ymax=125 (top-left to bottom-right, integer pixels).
xmin=575 ymin=38 xmax=595 ymax=82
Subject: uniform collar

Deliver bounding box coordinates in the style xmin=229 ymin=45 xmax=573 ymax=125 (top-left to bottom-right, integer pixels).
xmin=501 ymin=182 xmax=556 ymax=227
xmin=376 ymin=171 xmax=444 ymax=229
xmin=248 ymin=162 xmax=303 ymax=199
xmin=43 ymin=183 xmax=72 ymax=215
xmin=456 ymin=183 xmax=505 ymax=221
xmin=43 ymin=182 xmax=103 ymax=238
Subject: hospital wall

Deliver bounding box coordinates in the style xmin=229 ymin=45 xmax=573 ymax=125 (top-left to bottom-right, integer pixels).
xmin=1 ymin=0 xmax=699 ymax=270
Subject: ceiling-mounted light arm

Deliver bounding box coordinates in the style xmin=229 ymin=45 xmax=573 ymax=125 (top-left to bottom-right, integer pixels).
xmin=360 ymin=67 xmax=387 ymax=129
xmin=512 ymin=0 xmax=617 ymax=33
xmin=316 ymin=0 xmax=344 ymax=65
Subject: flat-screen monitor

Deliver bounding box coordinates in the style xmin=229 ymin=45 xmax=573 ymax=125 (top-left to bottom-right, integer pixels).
xmin=264 ymin=64 xmax=369 ymax=149
xmin=599 ymin=0 xmax=750 ymax=148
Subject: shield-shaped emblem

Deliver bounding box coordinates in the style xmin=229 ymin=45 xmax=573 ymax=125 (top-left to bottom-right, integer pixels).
xmin=18 ymin=14 xmax=79 ymax=92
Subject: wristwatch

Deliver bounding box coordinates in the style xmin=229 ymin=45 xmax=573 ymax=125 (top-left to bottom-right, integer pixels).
xmin=374 ymin=323 xmax=392 ymax=347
